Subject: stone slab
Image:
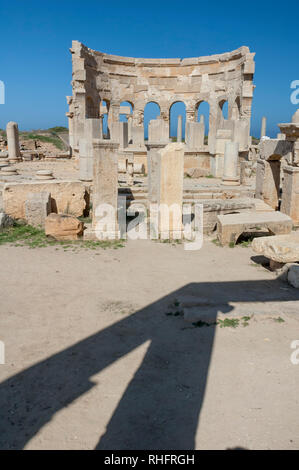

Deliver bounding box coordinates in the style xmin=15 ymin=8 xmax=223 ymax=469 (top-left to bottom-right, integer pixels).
xmin=252 ymin=233 xmax=299 ymax=263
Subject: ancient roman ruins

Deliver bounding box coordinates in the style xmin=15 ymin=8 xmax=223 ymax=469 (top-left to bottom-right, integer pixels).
xmin=0 ymin=41 xmax=299 ymax=283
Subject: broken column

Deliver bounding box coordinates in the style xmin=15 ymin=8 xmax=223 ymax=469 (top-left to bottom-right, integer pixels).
xmin=6 ymin=121 xmax=21 ymax=163
xmin=222 ymin=142 xmax=240 ymax=185
xmin=89 ymin=140 xmax=119 ymax=239
xmin=155 ymin=143 xmax=184 ymax=239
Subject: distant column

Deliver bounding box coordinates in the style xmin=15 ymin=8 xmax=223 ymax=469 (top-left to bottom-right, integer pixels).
xmin=260 ymin=116 xmax=267 ymax=139
xmin=6 ymin=121 xmax=21 ymax=162
xmin=177 ymin=115 xmax=183 ymax=142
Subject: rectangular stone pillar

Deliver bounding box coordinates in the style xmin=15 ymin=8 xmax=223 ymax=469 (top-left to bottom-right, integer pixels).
xmin=281 ymin=165 xmax=299 ymax=225
xmin=79 ymin=118 xmax=102 ymax=181
xmin=132 ymin=126 xmax=144 ymax=147
xmin=146 ymin=142 xmax=168 ymax=204
xmin=211 ymin=129 xmax=232 ymax=177
xmin=89 ymin=140 xmax=120 ymax=239
xmin=185 ymin=122 xmax=204 ymax=149
xmin=255 ymin=158 xmax=281 ymax=210
xmin=148 ymin=119 xmax=169 ymax=143
xmin=156 ymin=143 xmax=184 ymax=239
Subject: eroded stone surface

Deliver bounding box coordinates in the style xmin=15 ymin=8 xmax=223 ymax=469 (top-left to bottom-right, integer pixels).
xmin=45 ymin=213 xmax=84 ymax=240
xmin=252 ymin=233 xmax=299 ymax=263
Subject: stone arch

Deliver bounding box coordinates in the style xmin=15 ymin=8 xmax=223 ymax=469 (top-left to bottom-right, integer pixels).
xmin=119 ymin=101 xmax=134 ymax=122
xmin=196 ymin=101 xmax=210 ymax=144
xmin=169 ymin=101 xmax=186 ymax=140
xmin=231 ymin=96 xmax=241 ymax=120
xmin=144 ymin=101 xmax=161 ymax=139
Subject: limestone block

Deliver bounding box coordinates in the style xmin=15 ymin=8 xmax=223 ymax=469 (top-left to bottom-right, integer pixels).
xmin=25 ymin=192 xmax=51 ymax=228
xmin=0 ymin=212 xmax=14 ymax=231
xmin=281 ymin=166 xmax=299 ymax=225
xmin=3 ymin=181 xmax=88 ymax=220
xmin=217 ymin=211 xmax=293 ymax=246
xmin=185 ymin=122 xmax=204 ymax=149
xmin=157 ymin=143 xmax=184 ymax=238
xmin=45 ymin=213 xmax=84 ymax=240
xmin=255 ymin=159 xmax=280 ymax=210
xmin=252 ymin=233 xmax=299 ymax=263
xmin=288 ymin=265 xmax=299 ymax=288
xmin=148 ymin=119 xmax=169 ymax=142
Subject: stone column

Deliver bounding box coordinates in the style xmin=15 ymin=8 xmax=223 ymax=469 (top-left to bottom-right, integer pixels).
xmin=177 ymin=115 xmax=183 ymax=142
xmin=6 ymin=121 xmax=21 ymax=162
xmin=260 ymin=116 xmax=267 ymax=139
xmin=89 ymin=140 xmax=120 ymax=239
xmin=200 ymin=114 xmax=205 ymax=124
xmin=156 ymin=143 xmax=184 ymax=239
xmin=222 ymin=142 xmax=240 ymax=185
xmin=255 ymin=158 xmax=281 ymax=210
xmin=127 ymin=114 xmax=133 ymax=144
xmin=281 ymin=165 xmax=299 ymax=225
xmin=126 ymin=151 xmax=134 ymax=186
xmin=99 ymin=115 xmax=104 ymax=139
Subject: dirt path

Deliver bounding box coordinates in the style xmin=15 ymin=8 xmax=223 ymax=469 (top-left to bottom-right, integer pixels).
xmin=0 ymin=239 xmax=298 ymax=449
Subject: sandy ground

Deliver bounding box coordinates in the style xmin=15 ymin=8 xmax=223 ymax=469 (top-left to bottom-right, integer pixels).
xmin=0 ymin=239 xmax=299 ymax=450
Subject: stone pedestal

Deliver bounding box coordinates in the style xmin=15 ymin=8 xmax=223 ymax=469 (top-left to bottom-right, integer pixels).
xmin=90 ymin=140 xmax=120 ymax=239
xmin=281 ymin=165 xmax=299 ymax=225
xmin=6 ymin=121 xmax=21 ymax=162
xmin=222 ymin=142 xmax=240 ymax=186
xmin=148 ymin=118 xmax=169 ymax=143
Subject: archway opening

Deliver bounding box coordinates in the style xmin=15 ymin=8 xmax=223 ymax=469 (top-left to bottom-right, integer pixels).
xmin=119 ymin=101 xmax=133 ymax=123
xmin=100 ymin=100 xmax=109 ymax=138
xmin=220 ymin=100 xmax=228 ymax=120
xmin=144 ymin=102 xmax=160 ymax=140
xmin=169 ymin=102 xmax=186 ymax=141
xmin=196 ymin=101 xmax=210 ymax=145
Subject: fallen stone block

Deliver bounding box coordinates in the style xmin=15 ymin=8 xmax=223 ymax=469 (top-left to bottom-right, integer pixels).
xmin=25 ymin=192 xmax=51 ymax=228
xmin=288 ymin=265 xmax=299 ymax=288
xmin=252 ymin=233 xmax=299 ymax=263
xmin=3 ymin=180 xmax=88 ymax=219
xmin=217 ymin=211 xmax=293 ymax=246
xmin=45 ymin=213 xmax=84 ymax=240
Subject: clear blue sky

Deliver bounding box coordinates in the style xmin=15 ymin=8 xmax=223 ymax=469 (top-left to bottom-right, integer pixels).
xmin=0 ymin=0 xmax=298 ymax=137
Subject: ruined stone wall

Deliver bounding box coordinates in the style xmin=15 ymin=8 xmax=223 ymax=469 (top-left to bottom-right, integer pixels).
xmin=68 ymin=40 xmax=255 ymax=155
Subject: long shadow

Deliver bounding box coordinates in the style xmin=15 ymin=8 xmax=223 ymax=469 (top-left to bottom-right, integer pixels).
xmin=0 ymin=279 xmax=298 ymax=450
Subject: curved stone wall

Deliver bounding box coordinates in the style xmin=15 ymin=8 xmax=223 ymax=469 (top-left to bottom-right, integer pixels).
xmin=68 ymin=40 xmax=255 ymax=154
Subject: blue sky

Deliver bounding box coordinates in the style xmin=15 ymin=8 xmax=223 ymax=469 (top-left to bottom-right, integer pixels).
xmin=0 ymin=0 xmax=298 ymax=137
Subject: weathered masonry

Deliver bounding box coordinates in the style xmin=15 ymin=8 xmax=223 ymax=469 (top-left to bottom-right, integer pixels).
xmin=67 ymin=41 xmax=255 ymax=167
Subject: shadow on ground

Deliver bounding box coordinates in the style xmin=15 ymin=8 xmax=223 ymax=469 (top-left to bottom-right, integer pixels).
xmin=0 ymin=279 xmax=298 ymax=449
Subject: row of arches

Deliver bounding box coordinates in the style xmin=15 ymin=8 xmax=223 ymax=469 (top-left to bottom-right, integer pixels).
xmin=87 ymin=97 xmax=239 ymax=142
